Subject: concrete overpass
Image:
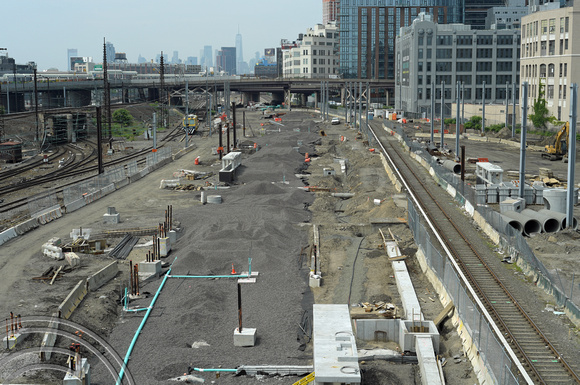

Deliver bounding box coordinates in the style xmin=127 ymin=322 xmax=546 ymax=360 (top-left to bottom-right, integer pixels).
xmin=0 ymin=76 xmax=394 ymax=113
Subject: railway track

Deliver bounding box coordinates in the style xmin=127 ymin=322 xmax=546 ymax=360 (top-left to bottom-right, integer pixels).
xmin=369 ymin=125 xmax=580 ymax=384
xmin=0 ymin=125 xmax=184 ymax=214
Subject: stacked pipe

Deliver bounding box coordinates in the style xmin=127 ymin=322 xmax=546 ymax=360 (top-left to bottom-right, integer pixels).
xmin=520 ymin=209 xmax=560 ymax=233
xmin=502 ymin=211 xmax=542 ymax=236
xmin=539 ymin=209 xmax=579 ymax=230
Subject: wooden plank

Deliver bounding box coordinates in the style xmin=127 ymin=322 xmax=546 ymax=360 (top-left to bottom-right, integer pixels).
xmin=434 ymin=301 xmax=455 ymax=328
xmin=50 ymin=266 xmax=63 ymax=285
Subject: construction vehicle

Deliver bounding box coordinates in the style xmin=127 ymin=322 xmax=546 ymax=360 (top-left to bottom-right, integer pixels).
xmin=542 ymin=122 xmax=569 ymax=162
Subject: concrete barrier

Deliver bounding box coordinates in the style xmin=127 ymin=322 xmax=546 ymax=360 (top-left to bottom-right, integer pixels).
xmin=114 ymin=178 xmax=129 ymax=190
xmin=83 ymin=190 xmax=102 ymax=205
xmin=14 ymin=218 xmax=39 ymax=235
xmin=58 ymin=280 xmax=88 ymax=319
xmin=101 ymin=183 xmax=116 ymax=196
xmin=65 ymin=198 xmax=87 ymax=213
xmin=86 ymin=262 xmax=118 ymax=291
xmin=0 ymin=227 xmax=18 ymax=246
xmin=129 ymin=173 xmax=142 ymax=183
xmin=39 ymin=313 xmax=60 ymax=361
xmin=173 ymin=144 xmax=196 ymax=160
xmin=140 ymin=167 xmax=150 ymax=177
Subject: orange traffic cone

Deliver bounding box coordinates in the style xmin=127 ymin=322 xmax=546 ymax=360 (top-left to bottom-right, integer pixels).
xmin=231 ymin=264 xmax=237 ymax=275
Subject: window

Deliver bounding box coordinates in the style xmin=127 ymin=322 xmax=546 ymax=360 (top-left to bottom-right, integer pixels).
xmin=476 ymin=74 xmax=492 ymax=84
xmin=559 ymin=63 xmax=563 ymax=77
xmin=313 ymin=59 xmax=317 ymax=64
xmin=560 ymin=40 xmax=564 ymax=55
xmin=565 ymin=17 xmax=569 ymax=32
xmin=477 ymin=48 xmax=493 ymax=58
xmin=497 ymin=35 xmax=513 ymax=45
xmin=539 ymin=64 xmax=546 ymax=77
xmin=457 ymin=62 xmax=472 ymax=72
xmin=427 ymin=49 xmax=432 ymax=59
xmin=418 ymin=88 xmax=423 ymax=100
xmin=497 ymin=62 xmax=512 ymax=71
xmin=560 ymin=17 xmax=565 ymax=33
xmin=418 ymin=62 xmax=423 ymax=71
xmin=549 ymin=41 xmax=555 ymax=55
xmin=312 ymin=50 xmax=317 ymax=55
xmin=436 ymin=62 xmax=452 ymax=71
xmin=418 ymin=36 xmax=424 ymax=45
xmin=436 ymin=36 xmax=452 ymax=45
xmin=497 ymin=48 xmax=513 ymax=58
xmin=541 ymin=19 xmax=548 ymax=35
xmin=476 ymin=62 xmax=492 ymax=71
xmin=541 ymin=41 xmax=547 ymax=56
xmin=436 ymin=49 xmax=452 ymax=59
xmin=547 ymin=85 xmax=554 ymax=99
xmin=565 ymin=39 xmax=568 ymax=50
xmin=496 ymin=75 xmax=512 ymax=84
xmin=427 ymin=62 xmax=431 ymax=72
xmin=418 ymin=48 xmax=423 ymax=59
xmin=477 ymin=35 xmax=493 ymax=45
xmin=418 ymin=75 xmax=423 ymax=85
xmin=549 ymin=18 xmax=556 ymax=34
xmin=435 ymin=75 xmax=452 ymax=84
xmin=548 ymin=64 xmax=555 ymax=77
xmin=564 ymin=63 xmax=567 ymax=76
xmin=457 ymin=35 xmax=472 ymax=45
xmin=456 ymin=49 xmax=472 ymax=58
xmin=457 ymin=75 xmax=472 ymax=85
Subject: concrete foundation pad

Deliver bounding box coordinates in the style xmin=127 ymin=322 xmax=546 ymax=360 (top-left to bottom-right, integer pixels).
xmin=238 ymin=277 xmax=257 ymax=283
xmin=140 ymin=260 xmax=162 ymax=277
xmin=234 ymin=327 xmax=257 ymax=346
xmin=158 ymin=237 xmax=171 ymax=257
xmin=2 ymin=333 xmax=22 ymax=350
xmin=168 ymin=230 xmax=177 ymax=243
xmin=103 ymin=213 xmax=121 ymax=224
xmin=309 ymin=273 xmax=321 ymax=287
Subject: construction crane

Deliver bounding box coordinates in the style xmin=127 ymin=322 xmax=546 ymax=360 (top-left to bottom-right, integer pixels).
xmin=542 ymin=121 xmax=569 ymax=162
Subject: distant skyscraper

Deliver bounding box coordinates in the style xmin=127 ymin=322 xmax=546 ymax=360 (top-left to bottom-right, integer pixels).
xmin=216 ymin=47 xmax=236 ymax=75
xmin=67 ymin=48 xmax=78 ymax=71
xmin=105 ymin=42 xmax=115 ymax=63
xmin=323 ymin=0 xmax=339 ymax=24
xmin=138 ymin=54 xmax=146 ymax=64
xmin=186 ymin=56 xmax=198 ymax=65
xmin=203 ymin=45 xmax=213 ymax=68
xmin=172 ymin=51 xmax=180 ymax=64
xmin=235 ymin=28 xmax=245 ymax=74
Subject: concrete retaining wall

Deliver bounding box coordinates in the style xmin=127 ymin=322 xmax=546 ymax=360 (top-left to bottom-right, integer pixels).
xmin=173 ymin=144 xmax=196 ymax=160
xmin=86 ymin=262 xmax=118 ymax=291
xmin=101 ymin=183 xmax=116 ymax=196
xmin=58 ymin=280 xmax=88 ymax=319
xmin=114 ymin=178 xmax=129 ymax=190
xmin=354 ymin=319 xmax=400 ymax=344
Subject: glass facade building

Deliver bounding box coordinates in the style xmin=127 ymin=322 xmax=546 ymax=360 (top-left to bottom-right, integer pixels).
xmin=339 ymin=0 xmax=464 ymax=80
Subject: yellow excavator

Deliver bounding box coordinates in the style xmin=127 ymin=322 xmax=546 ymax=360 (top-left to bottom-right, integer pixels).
xmin=542 ymin=122 xmax=569 ymax=162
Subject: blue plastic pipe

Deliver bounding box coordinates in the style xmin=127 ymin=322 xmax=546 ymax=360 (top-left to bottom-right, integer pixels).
xmin=116 ymin=258 xmax=177 ymax=385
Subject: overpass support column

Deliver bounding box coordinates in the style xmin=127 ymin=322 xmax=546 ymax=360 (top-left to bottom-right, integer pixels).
xmin=284 ymin=89 xmax=291 ymax=110
xmin=271 ymin=91 xmax=284 ymax=106
xmin=242 ymin=92 xmax=260 ymax=105
xmin=68 ymin=90 xmax=92 ymax=107
xmin=147 ymin=88 xmax=159 ymax=102
xmin=301 ymin=93 xmax=306 ymax=107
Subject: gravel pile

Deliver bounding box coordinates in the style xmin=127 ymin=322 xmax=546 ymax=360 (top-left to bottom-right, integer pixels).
xmin=97 ymin=118 xmax=320 ymax=384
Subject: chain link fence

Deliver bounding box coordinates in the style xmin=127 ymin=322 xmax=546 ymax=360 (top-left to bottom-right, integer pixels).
xmin=27 ymin=190 xmax=58 ymax=217
xmin=396 ymin=123 xmax=580 ymax=383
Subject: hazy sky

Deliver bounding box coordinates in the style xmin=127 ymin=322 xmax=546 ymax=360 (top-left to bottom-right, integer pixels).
xmin=2 ymin=0 xmax=322 ymax=71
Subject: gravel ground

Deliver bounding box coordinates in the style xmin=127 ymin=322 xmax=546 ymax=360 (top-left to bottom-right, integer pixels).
xmin=1 ymin=110 xmax=478 ymax=385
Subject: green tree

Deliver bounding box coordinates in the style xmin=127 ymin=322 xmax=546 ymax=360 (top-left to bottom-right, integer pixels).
xmin=0 ymin=105 xmax=5 ymax=115
xmin=528 ymin=80 xmax=551 ymax=129
xmin=112 ymin=109 xmax=133 ymax=126
xmin=464 ymin=116 xmax=482 ymax=131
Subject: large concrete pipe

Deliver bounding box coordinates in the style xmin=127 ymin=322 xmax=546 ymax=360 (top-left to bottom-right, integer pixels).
xmin=520 ymin=209 xmax=560 ymax=233
xmin=500 ymin=214 xmax=523 ymax=234
xmin=543 ymin=189 xmax=567 ymax=213
xmin=442 ymin=160 xmax=461 ymax=174
xmin=539 ymin=209 xmax=579 ymax=230
xmin=502 ymin=211 xmax=542 ymax=236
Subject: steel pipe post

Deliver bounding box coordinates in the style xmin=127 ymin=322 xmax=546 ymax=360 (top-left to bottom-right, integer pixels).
xmin=519 ymin=82 xmax=528 ymax=198
xmin=567 ymin=83 xmax=577 ymax=228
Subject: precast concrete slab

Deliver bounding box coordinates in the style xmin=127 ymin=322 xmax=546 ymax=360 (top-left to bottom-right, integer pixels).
xmin=392 ymin=261 xmax=423 ymax=321
xmin=313 ymin=304 xmax=361 ymax=384
xmin=103 ymin=213 xmax=121 ymax=224
xmin=416 ymin=335 xmax=443 ymax=385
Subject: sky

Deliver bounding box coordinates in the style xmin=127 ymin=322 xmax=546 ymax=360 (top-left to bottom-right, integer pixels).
xmin=2 ymin=0 xmax=323 ymax=71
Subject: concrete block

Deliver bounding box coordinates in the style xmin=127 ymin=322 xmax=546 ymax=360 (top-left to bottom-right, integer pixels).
xmin=392 ymin=261 xmax=423 ymax=321
xmin=158 ymin=237 xmax=171 ymax=257
xmin=107 ymin=207 xmax=117 ymax=215
xmin=70 ymin=229 xmax=91 ymax=241
xmin=309 ymin=273 xmax=321 ymax=287
xmin=42 ymin=243 xmax=64 ymax=260
xmin=2 ymin=333 xmax=22 ymax=350
xmin=63 ymin=358 xmax=90 ymax=385
xmin=139 ymin=260 xmax=162 ymax=277
xmin=168 ymin=229 xmax=177 ymax=243
xmin=103 ymin=213 xmax=121 ymax=224
xmin=64 ymin=252 xmax=80 ymax=268
xmin=323 ymin=167 xmax=335 ymax=176
xmin=234 ymin=327 xmax=257 ymax=346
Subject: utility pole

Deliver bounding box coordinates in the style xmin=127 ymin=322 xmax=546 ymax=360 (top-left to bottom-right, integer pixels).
xmin=185 ymin=81 xmax=189 ymax=148
xmin=519 ymin=82 xmax=528 ymax=199
xmin=505 ymin=82 xmax=509 ymax=132
xmin=566 ymin=84 xmax=577 ymax=228
xmin=431 ymin=81 xmax=434 ymax=145
xmin=34 ymin=67 xmax=39 ymax=142
xmin=160 ymin=52 xmax=166 ymax=129
xmin=456 ymin=81 xmax=460 ymax=157
xmin=103 ymin=38 xmax=112 ymax=148
xmin=440 ymin=81 xmax=444 ymax=149
xmin=482 ymin=81 xmax=486 ymax=135
xmin=512 ymin=82 xmax=517 ymax=138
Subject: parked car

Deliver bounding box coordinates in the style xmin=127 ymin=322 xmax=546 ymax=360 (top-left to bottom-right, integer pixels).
xmin=331 ymin=117 xmax=340 ymax=125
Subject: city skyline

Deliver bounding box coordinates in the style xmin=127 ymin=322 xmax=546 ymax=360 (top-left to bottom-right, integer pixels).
xmin=2 ymin=0 xmax=322 ymax=71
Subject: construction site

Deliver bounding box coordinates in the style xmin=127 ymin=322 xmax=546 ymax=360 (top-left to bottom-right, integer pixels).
xmin=0 ymin=104 xmax=580 ymax=385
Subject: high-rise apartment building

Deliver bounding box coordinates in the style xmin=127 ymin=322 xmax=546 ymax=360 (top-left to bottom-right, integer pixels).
xmin=339 ymin=0 xmax=462 ymax=81
xmin=464 ymin=0 xmax=507 ymax=29
xmin=105 ymin=42 xmax=115 ymax=63
xmin=323 ymin=0 xmax=339 ymax=24
xmin=216 ymin=47 xmax=236 ymax=75
xmin=520 ymin=1 xmax=580 ymax=121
